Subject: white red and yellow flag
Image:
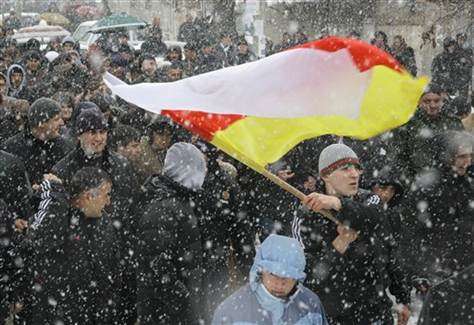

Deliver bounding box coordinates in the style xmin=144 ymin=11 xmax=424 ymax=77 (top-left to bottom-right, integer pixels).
xmin=105 ymin=37 xmax=427 ymax=172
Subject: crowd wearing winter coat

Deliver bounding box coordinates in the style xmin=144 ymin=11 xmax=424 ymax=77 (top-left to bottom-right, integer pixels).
xmin=0 ymin=14 xmax=472 ymax=325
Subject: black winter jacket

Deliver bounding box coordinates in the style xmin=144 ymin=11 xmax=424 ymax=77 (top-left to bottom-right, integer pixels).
xmin=0 ymin=150 xmax=31 ymax=218
xmin=400 ymin=170 xmax=473 ymax=282
xmin=197 ymin=158 xmax=255 ymax=318
xmin=140 ymin=39 xmax=167 ymax=57
xmin=26 ymin=179 xmax=122 ymax=324
xmin=135 ymin=175 xmax=203 ymax=325
xmin=391 ymin=109 xmax=463 ymax=182
xmin=1 ymin=131 xmax=72 ymax=185
xmin=292 ymin=190 xmax=410 ymax=324
xmin=52 ymin=146 xmax=138 ymax=206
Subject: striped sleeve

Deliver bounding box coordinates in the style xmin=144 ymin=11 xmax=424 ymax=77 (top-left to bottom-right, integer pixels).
xmin=31 ymin=180 xmax=53 ymax=230
xmin=366 ymin=194 xmax=381 ymax=206
xmin=292 ymin=213 xmax=305 ymax=249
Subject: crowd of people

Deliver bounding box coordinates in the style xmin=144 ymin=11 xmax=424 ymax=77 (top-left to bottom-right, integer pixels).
xmin=0 ymin=10 xmax=473 ymax=325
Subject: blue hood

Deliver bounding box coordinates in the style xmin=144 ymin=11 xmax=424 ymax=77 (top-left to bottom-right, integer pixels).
xmin=250 ymin=234 xmax=306 ymax=291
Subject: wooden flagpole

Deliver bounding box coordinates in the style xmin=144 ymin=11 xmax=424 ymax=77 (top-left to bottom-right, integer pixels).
xmin=259 ymin=168 xmax=340 ymax=225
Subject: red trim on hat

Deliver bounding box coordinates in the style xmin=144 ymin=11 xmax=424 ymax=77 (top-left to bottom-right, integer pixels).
xmin=320 ymin=157 xmax=360 ymax=176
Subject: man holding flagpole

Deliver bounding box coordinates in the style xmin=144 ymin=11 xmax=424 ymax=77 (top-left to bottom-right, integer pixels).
xmin=293 ymin=143 xmax=411 ymax=325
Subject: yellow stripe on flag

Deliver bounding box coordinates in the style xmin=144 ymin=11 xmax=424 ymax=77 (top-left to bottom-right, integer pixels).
xmin=211 ymin=66 xmax=428 ymax=173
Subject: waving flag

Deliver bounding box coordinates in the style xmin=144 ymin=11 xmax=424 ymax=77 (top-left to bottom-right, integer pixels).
xmin=105 ymin=37 xmax=427 ymax=173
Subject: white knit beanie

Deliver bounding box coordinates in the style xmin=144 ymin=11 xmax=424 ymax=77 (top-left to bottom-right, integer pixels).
xmin=318 ymin=143 xmax=360 ymax=175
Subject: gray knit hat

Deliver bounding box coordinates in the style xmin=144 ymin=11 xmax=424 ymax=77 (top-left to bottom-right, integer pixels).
xmin=318 ymin=143 xmax=360 ymax=175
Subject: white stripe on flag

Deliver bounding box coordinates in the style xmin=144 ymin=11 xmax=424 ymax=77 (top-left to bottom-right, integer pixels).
xmin=104 ymin=48 xmax=370 ymax=119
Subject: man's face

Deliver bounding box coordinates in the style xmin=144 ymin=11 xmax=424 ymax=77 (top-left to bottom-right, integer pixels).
xmin=79 ymin=130 xmax=108 ymax=156
xmin=452 ymin=146 xmax=472 ymax=176
xmin=393 ymin=37 xmax=402 ymax=48
xmin=119 ymin=35 xmax=129 ymax=45
xmin=447 ymin=44 xmax=456 ymax=54
xmin=457 ymin=36 xmax=465 ymax=47
xmin=372 ymin=184 xmax=396 ymax=204
xmin=168 ymin=50 xmax=180 ymax=61
xmin=419 ymin=92 xmax=443 ymax=117
xmin=117 ymin=140 xmax=142 ymax=162
xmin=202 ymin=46 xmax=213 ymax=55
xmin=26 ymin=58 xmax=40 ymax=71
xmin=70 ymin=52 xmax=80 ymax=63
xmin=34 ymin=114 xmax=64 ymax=140
xmin=0 ymin=78 xmax=7 ymax=95
xmin=303 ymin=175 xmax=317 ymax=193
xmin=322 ymin=163 xmax=361 ymax=197
xmin=11 ymin=71 xmax=23 ymax=87
xmin=63 ymin=43 xmax=74 ymax=53
xmin=238 ymin=44 xmax=248 ymax=54
xmin=375 ymin=34 xmax=385 ymax=43
xmin=60 ymin=105 xmax=73 ymax=121
xmin=142 ymin=59 xmax=157 ymax=76
xmin=51 ymin=41 xmax=61 ymax=50
xmin=261 ymin=272 xmax=296 ymax=299
xmin=221 ymin=36 xmax=232 ymax=46
xmin=185 ymin=49 xmax=197 ymax=61
xmin=166 ymin=67 xmax=182 ymax=82
xmin=83 ymin=181 xmax=112 ymax=218
xmin=152 ymin=130 xmax=172 ymax=151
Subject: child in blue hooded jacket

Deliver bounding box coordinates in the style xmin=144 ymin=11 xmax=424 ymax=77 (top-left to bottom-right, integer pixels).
xmin=212 ymin=234 xmax=328 ymax=325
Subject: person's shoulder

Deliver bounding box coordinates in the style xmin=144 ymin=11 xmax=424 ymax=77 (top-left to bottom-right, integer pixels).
xmin=109 ymin=150 xmax=129 ymax=164
xmin=52 ymin=147 xmax=79 ymax=172
xmin=297 ymin=285 xmax=324 ymax=306
xmin=291 ymin=286 xmax=327 ymax=321
xmin=0 ymin=149 xmax=25 ymax=174
xmin=213 ymin=284 xmax=254 ymax=319
xmin=56 ymin=147 xmax=78 ymax=163
xmin=2 ymin=131 xmax=25 ymax=146
xmin=108 ymin=150 xmax=133 ymax=172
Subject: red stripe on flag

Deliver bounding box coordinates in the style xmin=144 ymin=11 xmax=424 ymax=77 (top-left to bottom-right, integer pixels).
xmin=295 ymin=36 xmax=402 ymax=73
xmin=162 ymin=110 xmax=244 ymax=141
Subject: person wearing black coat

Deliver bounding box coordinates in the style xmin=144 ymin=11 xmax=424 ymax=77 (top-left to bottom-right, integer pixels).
xmin=390 ymin=86 xmax=464 ymax=184
xmin=431 ymin=37 xmax=470 ymax=96
xmin=292 ymin=144 xmax=411 ymax=325
xmin=234 ymin=38 xmax=257 ymax=65
xmin=25 ymin=168 xmax=121 ymax=324
xmin=178 ymin=14 xmax=197 ymax=43
xmin=1 ymin=98 xmax=72 ymax=186
xmin=0 ymin=150 xmax=31 ymax=218
xmin=391 ymin=35 xmax=417 ymax=76
xmin=0 ymin=150 xmax=32 ymax=323
xmin=52 ymin=109 xmax=138 ymax=205
xmin=399 ymin=131 xmax=473 ymax=288
xmin=197 ymin=40 xmax=221 ymax=74
xmin=215 ymin=32 xmax=236 ymax=68
xmin=135 ymin=143 xmax=205 ymax=324
xmin=194 ymin=144 xmax=255 ymax=320
xmin=0 ymin=93 xmax=30 ymax=143
xmin=52 ymin=109 xmax=139 ymax=323
xmin=140 ymin=30 xmax=167 ymax=58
